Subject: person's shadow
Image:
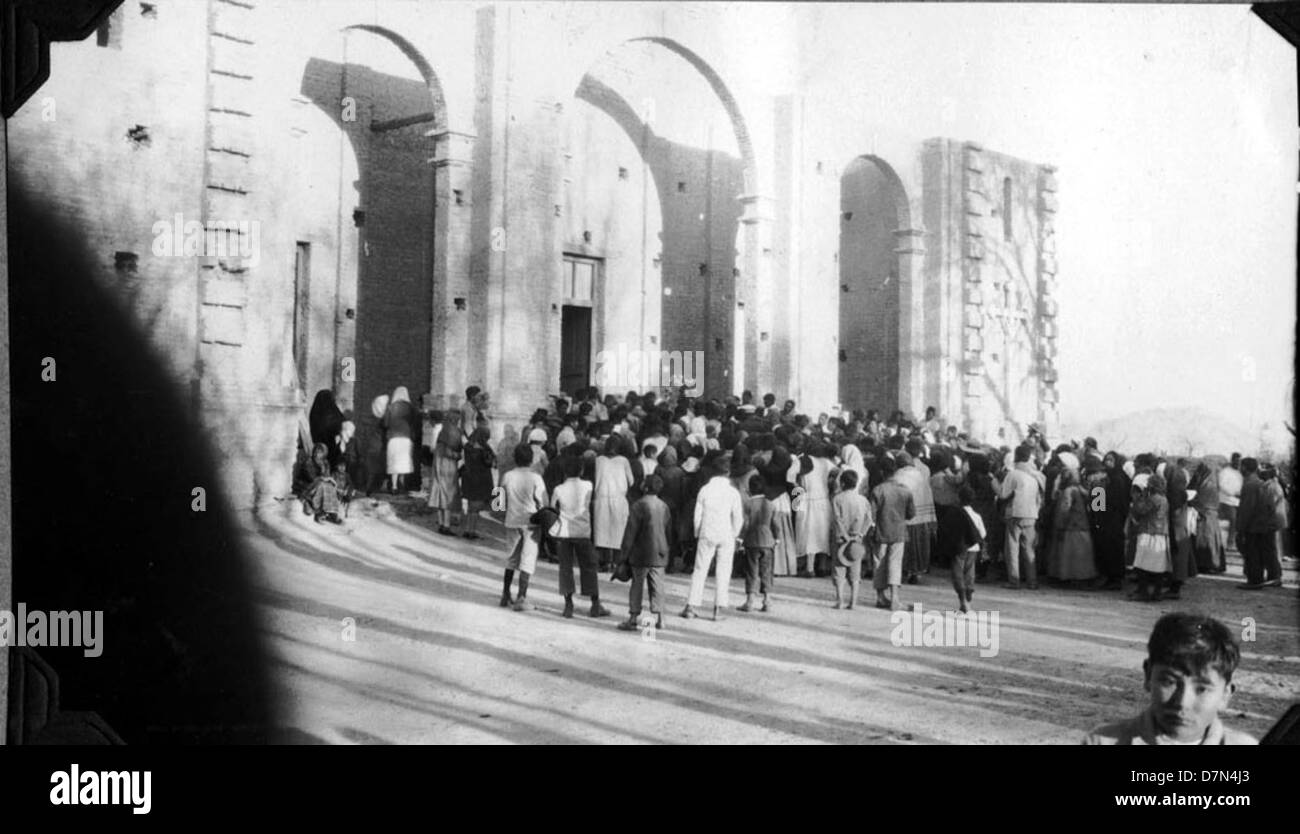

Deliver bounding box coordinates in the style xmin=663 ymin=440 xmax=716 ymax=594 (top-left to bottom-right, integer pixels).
xmin=6 ymin=186 xmax=284 ymax=743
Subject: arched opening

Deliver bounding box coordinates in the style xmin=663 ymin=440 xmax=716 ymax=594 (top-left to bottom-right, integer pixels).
xmin=296 ymin=26 xmax=443 ymax=420
xmin=838 ymin=155 xmax=910 ymax=414
xmin=564 ymin=38 xmax=754 ymax=399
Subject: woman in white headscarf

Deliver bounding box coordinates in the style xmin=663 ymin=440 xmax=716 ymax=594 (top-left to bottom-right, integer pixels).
xmin=840 ymin=440 xmax=869 ymax=496
xmin=383 ymin=386 xmax=415 ymax=493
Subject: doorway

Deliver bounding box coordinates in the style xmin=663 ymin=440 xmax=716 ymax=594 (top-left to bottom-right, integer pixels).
xmin=293 ymin=241 xmax=311 ymax=392
xmin=560 ymin=254 xmax=599 ymax=396
xmin=561 ymin=305 xmax=592 ymax=397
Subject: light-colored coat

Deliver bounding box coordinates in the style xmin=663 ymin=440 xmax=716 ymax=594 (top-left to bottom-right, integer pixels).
xmin=593 ymin=454 xmax=634 ymax=549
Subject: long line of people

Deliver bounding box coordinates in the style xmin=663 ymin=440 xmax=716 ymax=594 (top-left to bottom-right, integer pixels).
xmin=297 ymin=384 xmax=1293 ymax=622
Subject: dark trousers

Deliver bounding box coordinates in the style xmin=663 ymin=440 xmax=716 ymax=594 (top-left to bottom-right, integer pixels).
xmin=1240 ymin=531 xmax=1281 ymax=584
xmin=744 ymin=546 xmax=775 ymax=596
xmin=629 ymin=565 xmax=664 ymax=616
xmin=556 ymin=538 xmax=599 ymax=597
xmin=951 ymin=549 xmax=976 ymax=601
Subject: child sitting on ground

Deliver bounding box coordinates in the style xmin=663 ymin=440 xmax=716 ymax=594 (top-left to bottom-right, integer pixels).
xmin=1083 ymin=612 xmax=1257 ymax=744
xmin=301 ymin=442 xmax=343 ymax=524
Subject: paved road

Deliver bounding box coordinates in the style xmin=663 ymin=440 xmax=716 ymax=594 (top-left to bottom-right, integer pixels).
xmin=244 ymin=497 xmax=1299 ymax=744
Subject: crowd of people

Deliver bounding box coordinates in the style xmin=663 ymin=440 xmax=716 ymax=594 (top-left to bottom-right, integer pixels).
xmin=294 ymin=384 xmax=1293 ymax=628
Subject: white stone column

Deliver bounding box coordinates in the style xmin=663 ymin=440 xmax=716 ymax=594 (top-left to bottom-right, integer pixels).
xmin=739 ymin=194 xmax=774 ymax=397
xmin=427 ymin=128 xmax=476 ymax=410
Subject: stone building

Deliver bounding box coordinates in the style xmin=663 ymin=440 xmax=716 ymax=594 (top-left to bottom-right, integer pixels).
xmin=6 ymin=0 xmax=1061 ymax=509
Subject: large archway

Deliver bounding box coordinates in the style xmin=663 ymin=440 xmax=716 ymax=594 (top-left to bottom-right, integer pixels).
xmin=562 ymin=38 xmax=755 ymax=399
xmin=296 ymin=25 xmax=443 ymax=419
xmin=838 ymin=155 xmax=911 ymax=414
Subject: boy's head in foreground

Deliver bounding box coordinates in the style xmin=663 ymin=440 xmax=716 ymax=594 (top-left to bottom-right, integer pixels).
xmin=1142 ymin=613 xmax=1240 ymax=743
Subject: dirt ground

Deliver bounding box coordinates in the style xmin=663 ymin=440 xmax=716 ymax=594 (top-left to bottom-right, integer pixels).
xmin=244 ymin=496 xmax=1299 ymax=744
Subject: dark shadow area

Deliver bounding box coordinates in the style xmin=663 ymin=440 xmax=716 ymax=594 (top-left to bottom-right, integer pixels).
xmin=7 ymin=186 xmax=282 ymax=743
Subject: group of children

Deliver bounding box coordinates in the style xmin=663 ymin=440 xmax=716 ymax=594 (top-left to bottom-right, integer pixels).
xmin=492 ymin=442 xmax=994 ymax=628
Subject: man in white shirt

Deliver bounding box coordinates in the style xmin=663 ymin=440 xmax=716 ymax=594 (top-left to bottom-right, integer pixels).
xmin=1218 ymin=453 xmax=1243 ymax=551
xmin=999 ymin=446 xmax=1046 ymax=589
xmin=683 ymin=452 xmax=744 ymax=621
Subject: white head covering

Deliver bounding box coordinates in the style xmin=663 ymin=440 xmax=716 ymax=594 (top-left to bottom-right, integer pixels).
xmin=528 ymin=427 xmax=547 ymax=444
xmin=371 ymin=395 xmax=390 ymax=419
xmin=1123 ymin=460 xmax=1136 ymax=480
xmin=391 ymin=386 xmax=411 ymax=404
xmin=1132 ymin=473 xmax=1151 ymax=490
xmin=840 ymin=443 xmax=866 ymax=477
xmin=1058 ymin=451 xmax=1080 ymax=471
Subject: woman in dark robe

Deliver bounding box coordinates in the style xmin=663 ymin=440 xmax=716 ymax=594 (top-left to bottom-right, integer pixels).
xmin=459 ymin=426 xmax=496 ymax=540
xmin=309 ymin=389 xmax=345 ymax=466
xmin=1086 ymin=454 xmax=1129 ymax=590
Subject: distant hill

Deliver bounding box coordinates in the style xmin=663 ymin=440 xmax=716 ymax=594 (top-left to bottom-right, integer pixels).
xmin=1059 ymin=407 xmax=1293 ymax=460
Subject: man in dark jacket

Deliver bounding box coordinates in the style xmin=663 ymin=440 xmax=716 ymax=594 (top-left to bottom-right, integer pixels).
xmin=618 ymin=474 xmax=673 ymax=631
xmin=1236 ymin=458 xmax=1285 ymax=589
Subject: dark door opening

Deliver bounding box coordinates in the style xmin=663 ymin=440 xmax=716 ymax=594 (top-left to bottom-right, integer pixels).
xmin=293 ymin=241 xmax=311 ymax=392
xmin=560 ymin=304 xmax=592 ymax=397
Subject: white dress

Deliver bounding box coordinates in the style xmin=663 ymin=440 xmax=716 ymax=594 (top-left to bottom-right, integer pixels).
xmin=796 ymin=456 xmax=836 ymax=557
xmin=592 ymin=455 xmax=633 ymax=549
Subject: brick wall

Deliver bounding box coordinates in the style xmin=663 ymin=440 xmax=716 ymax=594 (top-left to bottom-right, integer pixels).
xmin=839 ymin=158 xmax=902 ymax=413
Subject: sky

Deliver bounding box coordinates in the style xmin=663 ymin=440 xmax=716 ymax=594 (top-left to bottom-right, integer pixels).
xmin=794 ymin=3 xmax=1297 ymax=434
